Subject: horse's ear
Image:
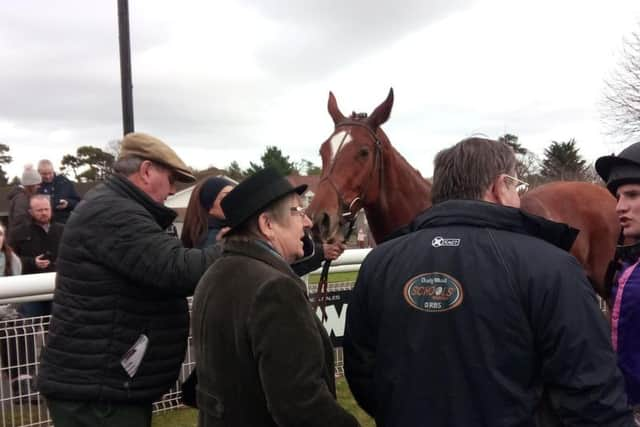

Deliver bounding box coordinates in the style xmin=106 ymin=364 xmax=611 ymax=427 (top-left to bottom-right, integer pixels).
xmin=368 ymin=88 xmax=394 ymax=129
xmin=328 ymin=91 xmax=346 ymax=125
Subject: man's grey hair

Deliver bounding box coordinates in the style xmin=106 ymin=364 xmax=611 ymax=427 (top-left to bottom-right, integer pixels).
xmin=37 ymin=159 xmax=54 ymax=171
xmin=431 ymin=137 xmax=517 ymax=204
xmin=113 ymin=156 xmax=144 ymax=176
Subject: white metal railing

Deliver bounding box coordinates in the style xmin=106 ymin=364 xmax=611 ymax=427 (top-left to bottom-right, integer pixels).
xmin=0 ymin=249 xmax=371 ymax=304
xmin=0 ymin=249 xmax=369 ymax=427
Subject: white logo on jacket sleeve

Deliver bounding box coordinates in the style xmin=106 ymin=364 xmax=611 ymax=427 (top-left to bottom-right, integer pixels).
xmin=431 ymin=236 xmax=461 ymax=248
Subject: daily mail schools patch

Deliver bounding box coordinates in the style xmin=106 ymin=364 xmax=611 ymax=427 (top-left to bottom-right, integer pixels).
xmin=403 ymin=272 xmax=464 ymax=312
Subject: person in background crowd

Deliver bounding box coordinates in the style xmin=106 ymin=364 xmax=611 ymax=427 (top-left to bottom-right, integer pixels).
xmin=37 ymin=159 xmax=81 ymax=224
xmin=8 ymin=164 xmax=41 ymax=241
xmin=596 ymin=142 xmax=640 ymax=425
xmin=192 ymin=167 xmax=359 ymax=427
xmin=344 ymin=137 xmax=634 ymax=427
xmin=181 ymin=176 xmax=235 ymax=248
xmin=357 ymin=228 xmax=366 ymax=248
xmin=0 ymin=223 xmax=21 ymax=277
xmin=9 ymin=194 xmax=63 ymax=318
xmin=0 ymin=223 xmax=29 ymax=399
xmin=38 ymin=132 xmax=221 ymax=427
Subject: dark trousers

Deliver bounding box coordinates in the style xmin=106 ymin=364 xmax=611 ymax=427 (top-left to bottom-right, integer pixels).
xmin=0 ymin=318 xmax=37 ymax=380
xmin=47 ymin=399 xmax=152 ymax=427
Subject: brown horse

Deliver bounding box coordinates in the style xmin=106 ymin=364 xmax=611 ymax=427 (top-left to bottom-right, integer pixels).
xmin=308 ymin=88 xmax=432 ymax=243
xmin=307 ymin=89 xmax=619 ymax=298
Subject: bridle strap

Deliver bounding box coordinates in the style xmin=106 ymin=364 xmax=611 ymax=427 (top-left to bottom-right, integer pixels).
xmin=319 ymin=120 xmax=384 ymax=223
xmin=315 ymin=120 xmax=384 ymax=322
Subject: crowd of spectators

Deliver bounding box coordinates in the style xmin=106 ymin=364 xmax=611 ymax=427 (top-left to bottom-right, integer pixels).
xmin=1 ymin=135 xmax=640 ymax=426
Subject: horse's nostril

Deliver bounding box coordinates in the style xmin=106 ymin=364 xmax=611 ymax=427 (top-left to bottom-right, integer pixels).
xmin=320 ymin=212 xmax=330 ymax=233
xmin=311 ymin=211 xmax=332 ymax=242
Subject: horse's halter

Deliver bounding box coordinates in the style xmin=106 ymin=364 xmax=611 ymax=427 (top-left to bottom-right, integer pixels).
xmin=319 ymin=119 xmax=384 ymax=241
xmin=314 ymin=119 xmax=384 ymax=322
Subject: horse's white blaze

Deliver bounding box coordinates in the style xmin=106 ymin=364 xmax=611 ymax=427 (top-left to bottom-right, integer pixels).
xmin=330 ymin=130 xmax=352 ymax=162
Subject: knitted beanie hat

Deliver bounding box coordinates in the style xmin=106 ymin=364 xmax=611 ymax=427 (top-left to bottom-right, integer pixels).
xmin=199 ymin=176 xmax=235 ymax=209
xmin=22 ymin=164 xmax=42 ymax=186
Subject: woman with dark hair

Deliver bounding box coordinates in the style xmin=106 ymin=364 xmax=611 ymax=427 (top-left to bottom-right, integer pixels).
xmin=0 ymin=223 xmax=21 ymax=277
xmin=0 ymin=222 xmax=28 ymax=399
xmin=181 ymin=176 xmax=235 ymax=249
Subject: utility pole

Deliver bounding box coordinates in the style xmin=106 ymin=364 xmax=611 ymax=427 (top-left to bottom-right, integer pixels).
xmin=117 ymin=0 xmax=134 ymax=135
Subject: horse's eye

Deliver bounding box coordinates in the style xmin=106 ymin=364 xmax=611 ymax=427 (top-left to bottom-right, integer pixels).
xmin=358 ymin=147 xmax=369 ymax=158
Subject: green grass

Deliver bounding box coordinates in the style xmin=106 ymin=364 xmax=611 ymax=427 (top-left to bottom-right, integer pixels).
xmin=336 ymin=377 xmax=375 ymax=426
xmin=308 ymin=271 xmax=358 ymax=284
xmin=152 ymin=407 xmax=197 ymax=427
xmin=152 ymin=274 xmax=364 ymax=427
xmin=151 ymin=378 xmax=373 ymax=427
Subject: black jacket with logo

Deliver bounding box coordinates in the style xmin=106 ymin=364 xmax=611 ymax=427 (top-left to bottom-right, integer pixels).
xmin=38 ymin=175 xmax=221 ymax=403
xmin=344 ymin=200 xmax=634 ymax=427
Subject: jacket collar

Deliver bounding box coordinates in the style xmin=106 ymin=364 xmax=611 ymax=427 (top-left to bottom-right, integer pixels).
xmin=105 ymin=174 xmax=177 ymax=229
xmin=207 ymin=216 xmax=226 ymax=231
xmin=411 ymin=200 xmax=579 ymax=252
xmin=223 ymin=239 xmax=304 ymax=286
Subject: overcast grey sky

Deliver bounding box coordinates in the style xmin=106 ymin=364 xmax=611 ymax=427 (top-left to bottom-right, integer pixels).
xmin=1 ymin=0 xmax=640 ymax=181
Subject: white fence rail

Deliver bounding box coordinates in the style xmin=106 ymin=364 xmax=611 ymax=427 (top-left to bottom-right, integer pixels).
xmin=0 ymin=249 xmax=369 ymax=426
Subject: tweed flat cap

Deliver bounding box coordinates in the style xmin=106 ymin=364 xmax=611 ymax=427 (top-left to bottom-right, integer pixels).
xmin=119 ymin=132 xmax=196 ymax=183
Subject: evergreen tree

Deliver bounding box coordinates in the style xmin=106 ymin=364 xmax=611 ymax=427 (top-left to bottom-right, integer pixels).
xmin=540 ymin=139 xmax=587 ymax=181
xmin=226 ymin=161 xmax=245 ymax=182
xmin=60 ymin=146 xmax=115 ymax=182
xmin=0 ymin=143 xmax=12 ymax=185
xmin=245 ymin=146 xmax=295 ymax=177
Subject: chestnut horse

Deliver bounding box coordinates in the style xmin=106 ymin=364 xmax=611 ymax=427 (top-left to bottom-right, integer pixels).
xmin=307 ymin=89 xmax=619 ymax=298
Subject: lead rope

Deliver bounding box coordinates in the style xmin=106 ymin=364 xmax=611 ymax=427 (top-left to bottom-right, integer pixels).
xmin=316 ymin=219 xmax=357 ymax=322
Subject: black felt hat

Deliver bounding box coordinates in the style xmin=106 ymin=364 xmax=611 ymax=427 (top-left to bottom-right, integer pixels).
xmin=221 ymin=167 xmax=307 ymax=231
xmin=595 ymin=142 xmax=640 ymax=194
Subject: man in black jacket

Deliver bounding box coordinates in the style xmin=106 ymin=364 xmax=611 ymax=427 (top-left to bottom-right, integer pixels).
xmin=344 ymin=137 xmax=634 ymax=427
xmin=37 ymin=159 xmax=81 ymax=224
xmin=9 ymin=194 xmax=63 ymax=317
xmin=38 ymin=132 xmax=221 ymax=427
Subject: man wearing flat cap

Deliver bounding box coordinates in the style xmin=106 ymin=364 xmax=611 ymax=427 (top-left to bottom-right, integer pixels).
xmin=39 ymin=132 xmax=221 ymax=426
xmin=596 ymin=142 xmax=640 ymax=425
xmin=192 ymin=167 xmax=359 ymax=427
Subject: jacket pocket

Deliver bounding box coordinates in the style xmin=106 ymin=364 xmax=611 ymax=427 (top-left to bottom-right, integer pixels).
xmin=196 ymin=386 xmax=224 ymax=419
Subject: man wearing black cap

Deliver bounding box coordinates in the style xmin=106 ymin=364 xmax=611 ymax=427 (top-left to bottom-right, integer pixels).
xmin=596 ymin=143 xmax=640 ymax=425
xmin=192 ymin=167 xmax=359 ymax=427
xmin=38 ymin=132 xmax=221 ymax=427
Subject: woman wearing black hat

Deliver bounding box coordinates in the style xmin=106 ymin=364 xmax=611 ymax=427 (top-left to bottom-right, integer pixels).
xmin=596 ymin=143 xmax=640 ymax=425
xmin=191 ymin=168 xmax=359 ymax=427
xmin=182 ymin=176 xmax=235 ymax=249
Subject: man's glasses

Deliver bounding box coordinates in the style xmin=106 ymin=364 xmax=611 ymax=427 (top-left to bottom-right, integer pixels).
xmin=290 ymin=206 xmax=307 ymax=218
xmin=503 ymin=174 xmax=529 ymax=195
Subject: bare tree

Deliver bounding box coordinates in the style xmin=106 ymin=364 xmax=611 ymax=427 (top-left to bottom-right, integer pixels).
xmin=602 ymin=28 xmax=640 ymax=141
xmin=497 ymin=134 xmax=540 ymax=181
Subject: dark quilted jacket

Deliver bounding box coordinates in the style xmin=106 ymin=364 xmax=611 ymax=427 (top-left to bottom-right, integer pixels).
xmin=38 ymin=174 xmax=221 ymax=403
